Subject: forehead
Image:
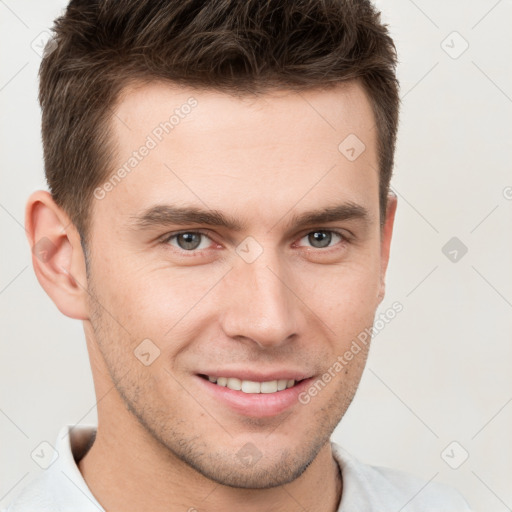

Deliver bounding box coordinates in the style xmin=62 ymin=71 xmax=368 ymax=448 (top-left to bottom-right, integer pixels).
xmin=92 ymin=81 xmax=379 ymax=233
xmin=114 ymin=81 xmax=375 ymax=153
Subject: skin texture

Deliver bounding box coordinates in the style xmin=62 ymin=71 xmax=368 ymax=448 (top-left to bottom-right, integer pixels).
xmin=26 ymin=81 xmax=397 ymax=512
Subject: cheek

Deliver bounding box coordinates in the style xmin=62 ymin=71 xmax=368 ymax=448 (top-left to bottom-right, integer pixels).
xmin=92 ymin=232 xmax=381 ymax=345
xmin=95 ymin=259 xmax=227 ymax=354
xmin=297 ymin=259 xmax=381 ymax=326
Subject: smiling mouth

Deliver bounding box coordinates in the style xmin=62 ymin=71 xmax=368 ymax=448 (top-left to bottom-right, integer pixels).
xmin=199 ymin=374 xmax=303 ymax=394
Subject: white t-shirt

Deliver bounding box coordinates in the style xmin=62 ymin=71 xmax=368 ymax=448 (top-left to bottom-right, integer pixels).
xmin=3 ymin=425 xmax=472 ymax=511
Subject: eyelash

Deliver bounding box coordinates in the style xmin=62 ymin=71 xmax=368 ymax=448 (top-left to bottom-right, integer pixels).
xmin=159 ymin=229 xmax=350 ymax=256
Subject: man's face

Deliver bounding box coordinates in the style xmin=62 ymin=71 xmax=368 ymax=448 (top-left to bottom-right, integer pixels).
xmin=84 ymin=81 xmax=391 ymax=488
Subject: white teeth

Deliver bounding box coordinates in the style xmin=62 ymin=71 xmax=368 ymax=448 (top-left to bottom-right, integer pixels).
xmin=242 ymin=380 xmax=261 ymax=393
xmin=226 ymin=377 xmax=242 ymax=391
xmin=207 ymin=376 xmax=296 ymax=394
xmin=260 ymin=380 xmax=278 ymax=393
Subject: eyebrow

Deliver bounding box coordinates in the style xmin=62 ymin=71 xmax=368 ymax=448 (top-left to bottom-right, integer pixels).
xmin=128 ymin=201 xmax=372 ymax=233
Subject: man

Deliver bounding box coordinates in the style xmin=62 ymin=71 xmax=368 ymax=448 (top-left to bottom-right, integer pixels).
xmin=6 ymin=0 xmax=471 ymax=510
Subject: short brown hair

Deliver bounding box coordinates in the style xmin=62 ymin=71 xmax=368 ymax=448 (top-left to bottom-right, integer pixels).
xmin=39 ymin=0 xmax=399 ymax=245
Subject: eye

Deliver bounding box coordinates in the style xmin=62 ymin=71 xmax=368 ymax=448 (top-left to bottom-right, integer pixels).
xmin=297 ymin=230 xmax=345 ymax=249
xmin=164 ymin=231 xmax=214 ymax=251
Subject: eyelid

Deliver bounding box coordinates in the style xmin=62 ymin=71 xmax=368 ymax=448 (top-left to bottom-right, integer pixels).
xmin=294 ymin=228 xmax=350 ymax=247
xmin=295 ymin=225 xmax=352 ymax=239
xmin=160 ymin=227 xmax=351 ymax=252
xmin=160 ymin=229 xmax=217 ymax=246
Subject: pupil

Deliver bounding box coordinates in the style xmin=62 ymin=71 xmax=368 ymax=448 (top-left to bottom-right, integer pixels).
xmin=178 ymin=233 xmax=201 ymax=250
xmin=309 ymin=231 xmax=331 ymax=248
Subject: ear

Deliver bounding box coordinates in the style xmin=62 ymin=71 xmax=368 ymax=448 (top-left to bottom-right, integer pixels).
xmin=25 ymin=190 xmax=89 ymax=320
xmin=377 ymin=191 xmax=398 ymax=304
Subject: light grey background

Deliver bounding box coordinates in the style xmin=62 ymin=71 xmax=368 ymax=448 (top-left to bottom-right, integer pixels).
xmin=1 ymin=1 xmax=511 ymax=510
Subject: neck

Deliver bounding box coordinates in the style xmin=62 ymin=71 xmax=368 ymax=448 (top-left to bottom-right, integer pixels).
xmin=78 ymin=399 xmax=342 ymax=512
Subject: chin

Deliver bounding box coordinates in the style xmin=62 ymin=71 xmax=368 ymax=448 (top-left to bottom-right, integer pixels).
xmin=186 ymin=450 xmax=313 ymax=489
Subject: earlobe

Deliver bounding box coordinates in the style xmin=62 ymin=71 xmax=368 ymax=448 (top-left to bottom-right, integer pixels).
xmin=25 ymin=190 xmax=90 ymax=320
xmin=377 ymin=192 xmax=398 ymax=303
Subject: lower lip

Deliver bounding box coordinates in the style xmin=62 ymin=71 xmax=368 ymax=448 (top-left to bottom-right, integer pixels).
xmin=196 ymin=376 xmax=313 ymax=418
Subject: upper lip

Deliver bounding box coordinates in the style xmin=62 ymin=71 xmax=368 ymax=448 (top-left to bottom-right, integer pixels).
xmin=198 ymin=369 xmax=312 ymax=382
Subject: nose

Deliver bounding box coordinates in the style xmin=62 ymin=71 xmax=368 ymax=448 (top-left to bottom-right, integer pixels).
xmin=219 ymin=254 xmax=300 ymax=349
